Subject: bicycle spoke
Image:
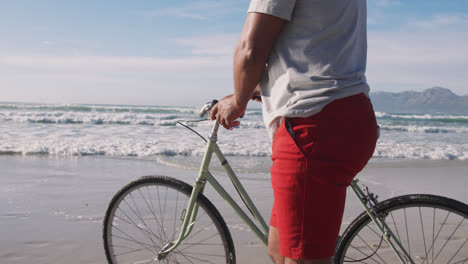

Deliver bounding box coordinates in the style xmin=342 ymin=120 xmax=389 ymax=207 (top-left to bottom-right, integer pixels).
xmin=146 ymin=186 xmax=167 ymax=239
xmin=452 ymin=257 xmax=468 ymax=264
xmin=133 ymin=258 xmax=156 ymax=264
xmin=422 ymin=207 xmax=436 ymax=264
xmin=173 ymin=191 xmax=180 ymax=241
xmin=118 ymin=201 xmax=161 ymax=247
xmin=419 ymin=207 xmax=429 ymax=262
xmin=167 ymin=253 xmax=184 ymax=264
xmin=125 ymin=196 xmax=159 ymax=247
xmin=356 ymin=234 xmax=388 ymax=264
xmin=182 ymin=213 xmax=213 ymax=240
xmin=422 ymin=209 xmax=451 ymax=263
xmin=389 ymin=211 xmax=402 ymax=244
xmin=171 ymin=248 xmax=197 ymax=264
xmin=138 ymin=187 xmax=167 ymax=243
xmin=104 ymin=177 xmax=233 ymax=264
xmin=114 ymin=213 xmax=160 ymax=249
xmin=156 ymin=185 xmax=168 ymax=241
xmin=363 ymin=224 xmax=382 ymax=239
xmin=177 ymin=252 xmax=219 ymax=264
xmin=179 ymin=232 xmax=221 ymax=252
xmin=178 ymin=242 xmax=224 ymax=246
xmin=433 ymin=216 xmax=464 ymax=262
xmin=447 ymin=237 xmax=467 ymax=264
xmin=113 ymin=212 xmax=164 ymax=246
xmin=345 ymin=244 xmax=376 ymax=263
xmin=335 ymin=195 xmax=467 ymax=264
xmin=168 ymin=251 xmax=187 ymax=264
xmin=162 ymin=186 xmax=169 ymax=240
xmin=404 ymin=208 xmax=411 ymax=257
xmin=173 ymin=196 xmax=190 ymax=242
xmin=111 ymin=244 xmax=143 ymax=251
xmin=114 ymin=247 xmax=147 ymax=257
xmin=111 ymin=232 xmax=155 ymax=254
xmin=183 ymin=252 xmax=226 ymax=258
xmin=431 ymin=208 xmax=435 ymax=263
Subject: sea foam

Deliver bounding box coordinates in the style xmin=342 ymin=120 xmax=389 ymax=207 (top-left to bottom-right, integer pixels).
xmin=2 ymin=102 xmax=467 ymax=160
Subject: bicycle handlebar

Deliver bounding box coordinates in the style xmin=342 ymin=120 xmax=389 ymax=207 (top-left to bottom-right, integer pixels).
xmin=199 ymin=100 xmax=218 ymax=118
xmin=199 ymin=99 xmax=246 ymax=120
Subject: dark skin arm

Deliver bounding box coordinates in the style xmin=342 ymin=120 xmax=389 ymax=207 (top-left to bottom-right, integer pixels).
xmin=210 ymin=12 xmax=285 ymax=129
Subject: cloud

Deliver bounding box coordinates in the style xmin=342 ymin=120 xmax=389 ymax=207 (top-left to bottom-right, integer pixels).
xmin=374 ymin=0 xmax=402 ymax=8
xmin=408 ymin=14 xmax=468 ymax=30
xmin=175 ymin=34 xmax=238 ymax=55
xmin=0 ymin=53 xmax=230 ymax=71
xmin=369 ymin=31 xmax=468 ymax=65
xmin=367 ymin=18 xmax=468 ymax=95
xmin=143 ymin=8 xmax=209 ymax=20
xmin=367 ymin=0 xmax=402 ymax=25
xmin=41 ymin=41 xmax=55 ymax=46
xmin=0 ymin=31 xmax=246 ymax=104
xmin=0 ymin=32 xmax=239 ymax=72
xmin=140 ymin=0 xmax=238 ymax=20
xmin=0 ymin=49 xmax=235 ymax=105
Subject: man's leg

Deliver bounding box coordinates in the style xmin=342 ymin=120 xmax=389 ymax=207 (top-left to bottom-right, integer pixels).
xmin=284 ymin=257 xmax=332 ymax=264
xmin=269 ymin=225 xmax=332 ymax=264
xmin=268 ymin=226 xmax=284 ymax=264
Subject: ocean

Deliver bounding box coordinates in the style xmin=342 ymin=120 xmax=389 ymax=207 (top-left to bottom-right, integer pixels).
xmin=2 ymin=102 xmax=468 ymax=264
xmin=1 ymin=102 xmax=467 ymax=165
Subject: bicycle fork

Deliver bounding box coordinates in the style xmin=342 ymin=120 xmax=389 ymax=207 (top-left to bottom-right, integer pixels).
xmin=156 ymin=141 xmax=214 ymax=261
xmin=350 ymin=180 xmax=416 ymax=264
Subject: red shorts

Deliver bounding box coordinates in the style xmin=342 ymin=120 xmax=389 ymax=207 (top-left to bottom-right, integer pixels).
xmin=270 ymin=93 xmax=378 ymax=259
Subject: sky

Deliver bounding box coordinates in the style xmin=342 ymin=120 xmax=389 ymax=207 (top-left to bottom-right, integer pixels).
xmin=0 ymin=0 xmax=467 ymax=106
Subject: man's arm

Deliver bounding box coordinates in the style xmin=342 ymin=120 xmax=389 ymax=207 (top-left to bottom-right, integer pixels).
xmin=232 ymin=12 xmax=285 ymax=108
xmin=210 ymin=12 xmax=285 ymax=129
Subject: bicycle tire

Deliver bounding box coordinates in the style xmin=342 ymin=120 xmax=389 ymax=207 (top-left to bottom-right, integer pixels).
xmin=103 ymin=176 xmax=236 ymax=264
xmin=335 ymin=194 xmax=468 ymax=264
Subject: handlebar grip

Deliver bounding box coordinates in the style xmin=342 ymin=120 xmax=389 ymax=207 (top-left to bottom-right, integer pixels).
xmin=199 ymin=99 xmax=246 ymax=119
xmin=199 ymin=99 xmax=220 ymax=117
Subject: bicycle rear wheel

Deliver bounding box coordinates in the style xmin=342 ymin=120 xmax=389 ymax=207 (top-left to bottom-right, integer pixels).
xmin=103 ymin=176 xmax=235 ymax=264
xmin=335 ymin=194 xmax=468 ymax=264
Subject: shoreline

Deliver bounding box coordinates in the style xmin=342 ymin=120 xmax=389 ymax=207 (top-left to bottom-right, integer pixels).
xmin=1 ymin=155 xmax=467 ymax=263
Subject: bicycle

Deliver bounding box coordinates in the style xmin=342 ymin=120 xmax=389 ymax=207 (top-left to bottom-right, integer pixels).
xmin=103 ymin=100 xmax=468 ymax=264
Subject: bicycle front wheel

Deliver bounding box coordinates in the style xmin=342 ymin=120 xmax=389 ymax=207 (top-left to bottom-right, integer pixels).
xmin=103 ymin=176 xmax=235 ymax=264
xmin=335 ymin=194 xmax=468 ymax=264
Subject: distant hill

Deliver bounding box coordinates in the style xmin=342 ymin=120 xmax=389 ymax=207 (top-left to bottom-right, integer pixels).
xmin=369 ymin=87 xmax=468 ymax=115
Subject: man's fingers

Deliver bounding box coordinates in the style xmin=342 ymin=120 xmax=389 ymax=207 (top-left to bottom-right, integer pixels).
xmin=216 ymin=113 xmax=227 ymax=129
xmin=251 ymin=96 xmax=262 ymax=102
xmin=220 ymin=116 xmax=234 ymax=130
xmin=210 ymin=104 xmax=218 ymax=120
xmin=218 ymin=118 xmax=229 ymax=129
xmin=224 ymin=118 xmax=232 ymax=130
xmin=216 ymin=111 xmax=222 ymax=125
xmin=209 ymin=98 xmax=242 ymax=130
xmin=231 ymin=120 xmax=241 ymax=128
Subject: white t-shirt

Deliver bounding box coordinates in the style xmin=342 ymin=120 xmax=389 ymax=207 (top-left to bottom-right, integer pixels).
xmin=248 ymin=0 xmax=370 ymax=138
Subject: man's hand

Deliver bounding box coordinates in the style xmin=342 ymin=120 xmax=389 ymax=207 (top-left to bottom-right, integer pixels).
xmin=210 ymin=94 xmax=246 ymax=130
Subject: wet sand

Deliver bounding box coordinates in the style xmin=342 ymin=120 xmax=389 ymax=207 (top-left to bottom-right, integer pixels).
xmin=1 ymin=155 xmax=467 ymax=263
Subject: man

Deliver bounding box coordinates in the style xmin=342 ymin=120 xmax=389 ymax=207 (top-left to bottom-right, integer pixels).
xmin=210 ymin=0 xmax=378 ymax=263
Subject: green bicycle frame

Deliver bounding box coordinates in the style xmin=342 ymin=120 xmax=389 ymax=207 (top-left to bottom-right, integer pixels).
xmin=159 ymin=119 xmax=416 ymax=264
xmin=159 ymin=121 xmax=269 ymax=257
xmin=349 ymin=180 xmax=415 ymax=264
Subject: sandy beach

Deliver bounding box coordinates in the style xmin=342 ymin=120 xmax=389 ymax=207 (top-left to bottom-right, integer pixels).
xmin=1 ymin=155 xmax=467 ymax=264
